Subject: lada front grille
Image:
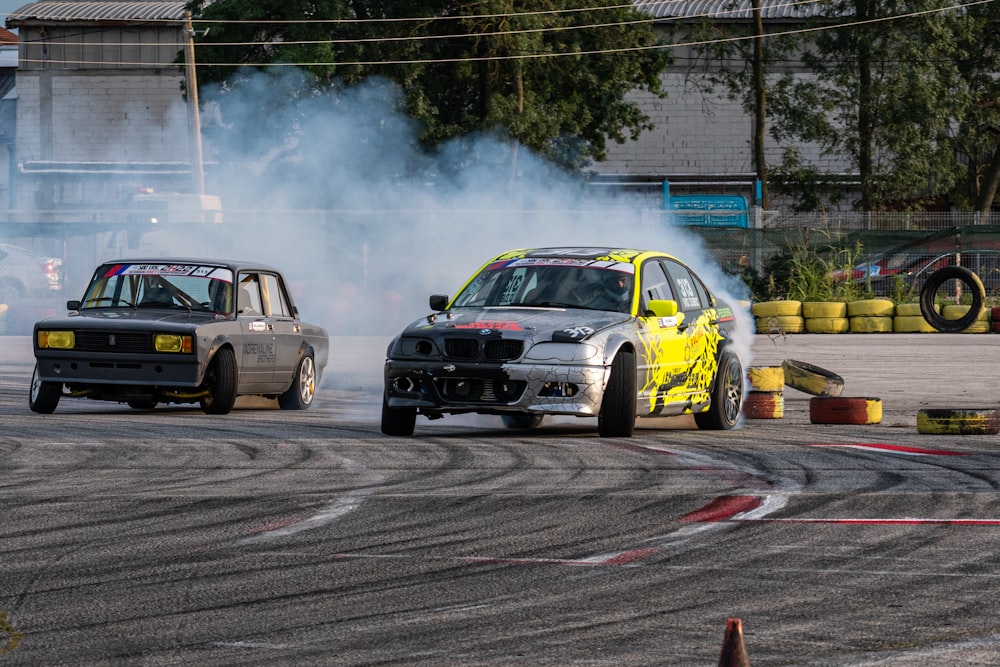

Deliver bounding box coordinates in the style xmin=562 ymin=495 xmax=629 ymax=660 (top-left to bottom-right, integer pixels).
xmin=74 ymin=330 xmax=153 ymax=353
xmin=443 ymin=337 xmax=524 ymax=361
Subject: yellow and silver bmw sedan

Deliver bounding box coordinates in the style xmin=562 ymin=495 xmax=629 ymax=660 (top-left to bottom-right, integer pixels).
xmin=382 ymin=247 xmax=745 ymax=437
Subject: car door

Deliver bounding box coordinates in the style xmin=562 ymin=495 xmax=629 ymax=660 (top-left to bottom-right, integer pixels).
xmin=661 ymin=258 xmax=715 ymax=394
xmin=634 ymin=259 xmax=689 ymax=414
xmin=236 ymin=272 xmax=277 ymax=390
xmin=260 ymin=272 xmax=301 ymax=388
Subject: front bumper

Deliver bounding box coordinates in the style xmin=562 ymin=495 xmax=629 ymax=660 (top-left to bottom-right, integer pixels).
xmin=384 ymin=358 xmax=610 ymax=416
xmin=34 ymin=351 xmax=203 ymax=388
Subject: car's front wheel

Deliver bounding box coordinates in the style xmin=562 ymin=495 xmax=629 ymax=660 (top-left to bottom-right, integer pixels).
xmin=381 ymin=393 xmax=416 ymax=436
xmin=278 ymin=353 xmax=316 ymax=410
xmin=694 ymin=350 xmax=744 ymax=430
xmin=200 ymin=347 xmax=238 ymax=415
xmin=29 ymin=364 xmax=61 ymax=414
xmin=598 ymin=348 xmax=636 ymax=437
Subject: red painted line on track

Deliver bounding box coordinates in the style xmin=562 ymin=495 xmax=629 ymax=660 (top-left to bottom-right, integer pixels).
xmin=678 ymin=495 xmax=763 ymax=523
xmin=737 ymin=518 xmax=1000 ymax=525
xmin=805 ymin=443 xmax=968 ymax=456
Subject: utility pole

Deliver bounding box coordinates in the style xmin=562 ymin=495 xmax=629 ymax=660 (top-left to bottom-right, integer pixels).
xmin=183 ymin=11 xmax=205 ymax=195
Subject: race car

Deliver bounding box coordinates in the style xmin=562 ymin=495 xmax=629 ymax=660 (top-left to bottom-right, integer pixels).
xmin=30 ymin=259 xmax=329 ymax=414
xmin=381 ymin=247 xmax=745 ymax=437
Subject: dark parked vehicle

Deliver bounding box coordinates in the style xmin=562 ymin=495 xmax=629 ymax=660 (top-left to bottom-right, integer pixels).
xmin=382 ymin=246 xmax=745 ymax=437
xmin=0 ymin=241 xmax=62 ymax=304
xmin=851 ymin=250 xmax=1000 ymax=297
xmin=30 ymin=259 xmax=329 ymax=414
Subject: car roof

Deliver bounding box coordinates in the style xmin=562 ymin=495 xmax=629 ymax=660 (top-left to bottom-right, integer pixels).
xmin=99 ymin=258 xmax=284 ymax=274
xmin=492 ymin=247 xmax=682 ymax=264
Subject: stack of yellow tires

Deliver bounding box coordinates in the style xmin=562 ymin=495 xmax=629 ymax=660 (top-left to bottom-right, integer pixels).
xmin=802 ymin=301 xmax=849 ymax=334
xmin=743 ymin=365 xmax=785 ymax=419
xmin=751 ymin=301 xmax=803 ymax=334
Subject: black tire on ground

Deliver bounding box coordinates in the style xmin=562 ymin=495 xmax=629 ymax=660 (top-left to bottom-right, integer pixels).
xmin=695 ymin=350 xmax=745 ymax=430
xmin=29 ymin=364 xmax=61 ymax=414
xmin=127 ymin=400 xmax=158 ymax=410
xmin=781 ymin=359 xmax=845 ymax=397
xmin=199 ymin=347 xmax=238 ymax=415
xmin=278 ymin=352 xmax=316 ymax=410
xmin=501 ymin=413 xmax=544 ymax=429
xmin=920 ymin=266 xmax=985 ymax=333
xmin=598 ymin=348 xmax=637 ymax=437
xmin=381 ymin=392 xmax=417 ymax=436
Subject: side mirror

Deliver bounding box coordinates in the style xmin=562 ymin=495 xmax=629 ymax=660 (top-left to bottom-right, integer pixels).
xmin=429 ymin=294 xmax=449 ymax=311
xmin=646 ymin=299 xmax=678 ymax=318
xmin=66 ymin=300 xmax=81 ymax=310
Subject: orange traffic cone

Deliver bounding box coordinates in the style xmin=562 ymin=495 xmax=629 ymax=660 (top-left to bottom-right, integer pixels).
xmin=718 ymin=617 xmax=750 ymax=667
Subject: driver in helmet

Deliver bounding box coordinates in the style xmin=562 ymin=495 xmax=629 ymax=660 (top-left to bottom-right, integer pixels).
xmin=600 ymin=271 xmax=633 ymax=312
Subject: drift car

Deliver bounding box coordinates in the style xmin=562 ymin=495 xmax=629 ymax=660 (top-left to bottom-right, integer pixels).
xmin=30 ymin=259 xmax=329 ymax=414
xmin=382 ymin=247 xmax=745 ymax=437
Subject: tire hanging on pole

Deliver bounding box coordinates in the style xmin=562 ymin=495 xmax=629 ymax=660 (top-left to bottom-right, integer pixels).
xmin=919 ymin=266 xmax=985 ymax=333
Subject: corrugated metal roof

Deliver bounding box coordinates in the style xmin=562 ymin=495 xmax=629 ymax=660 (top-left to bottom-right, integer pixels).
xmin=7 ymin=2 xmax=187 ymax=24
xmin=635 ymin=0 xmax=827 ymax=21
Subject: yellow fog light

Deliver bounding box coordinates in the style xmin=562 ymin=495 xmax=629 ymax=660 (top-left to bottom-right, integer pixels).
xmin=154 ymin=334 xmax=192 ymax=353
xmin=37 ymin=330 xmax=75 ymax=349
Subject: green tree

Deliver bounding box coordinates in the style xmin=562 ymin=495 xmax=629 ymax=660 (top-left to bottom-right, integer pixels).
xmin=186 ymin=0 xmax=669 ymax=175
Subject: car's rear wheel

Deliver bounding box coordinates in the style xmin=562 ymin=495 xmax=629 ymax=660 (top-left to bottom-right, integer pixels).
xmin=29 ymin=364 xmax=61 ymax=414
xmin=501 ymin=413 xmax=544 ymax=429
xmin=598 ymin=348 xmax=636 ymax=437
xmin=200 ymin=347 xmax=238 ymax=415
xmin=278 ymin=353 xmax=316 ymax=410
xmin=381 ymin=393 xmax=417 ymax=436
xmin=694 ymin=350 xmax=744 ymax=430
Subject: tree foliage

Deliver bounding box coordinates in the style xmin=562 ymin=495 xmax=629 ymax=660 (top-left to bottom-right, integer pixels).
xmin=672 ymin=0 xmax=1000 ymax=212
xmin=186 ymin=0 xmax=669 ymax=183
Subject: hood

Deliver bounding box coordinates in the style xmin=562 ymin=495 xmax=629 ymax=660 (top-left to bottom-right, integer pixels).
xmin=38 ymin=308 xmax=222 ymax=330
xmin=401 ymin=306 xmax=631 ymax=342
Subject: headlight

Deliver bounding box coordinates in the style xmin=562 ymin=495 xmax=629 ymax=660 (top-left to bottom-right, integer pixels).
xmin=154 ymin=334 xmax=193 ymax=353
xmin=523 ymin=342 xmax=599 ymax=362
xmin=37 ymin=330 xmax=75 ymax=349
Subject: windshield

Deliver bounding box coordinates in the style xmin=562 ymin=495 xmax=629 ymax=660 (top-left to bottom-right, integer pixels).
xmin=80 ymin=263 xmax=234 ymax=313
xmin=452 ymin=258 xmax=635 ymax=313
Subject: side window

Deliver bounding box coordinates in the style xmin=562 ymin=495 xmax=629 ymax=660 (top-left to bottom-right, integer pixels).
xmin=639 ymin=260 xmax=672 ymax=312
xmin=261 ymin=273 xmax=291 ymax=317
xmin=237 ymin=273 xmax=262 ymax=315
xmin=662 ymin=259 xmax=707 ymax=311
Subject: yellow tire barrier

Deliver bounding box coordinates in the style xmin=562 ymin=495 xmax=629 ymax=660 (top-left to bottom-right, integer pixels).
xmin=804 ymin=317 xmax=850 ymax=334
xmin=893 ymin=316 xmax=937 ymax=333
xmin=802 ymin=301 xmax=847 ymax=319
xmin=747 ymin=365 xmax=784 ymax=392
xmin=920 ymin=266 xmax=986 ymax=332
xmin=742 ymin=391 xmax=784 ymax=419
xmin=809 ymin=397 xmax=883 ymax=425
xmin=847 ymin=298 xmax=895 ymax=317
xmin=782 ymin=359 xmax=844 ymax=397
xmin=755 ymin=315 xmax=805 ymax=334
xmin=895 ymin=302 xmax=936 ymax=317
xmin=939 ymin=304 xmax=990 ymax=333
xmin=917 ymin=409 xmax=1000 ymax=435
xmin=752 ymin=300 xmax=802 ymax=318
xmin=849 ymin=316 xmax=893 ymax=333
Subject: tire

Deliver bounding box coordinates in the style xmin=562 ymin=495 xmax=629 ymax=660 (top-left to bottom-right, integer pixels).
xmin=940 ymin=305 xmax=990 ymax=333
xmin=502 ymin=413 xmax=544 ymax=429
xmin=895 ymin=303 xmax=928 ymax=317
xmin=782 ymin=359 xmax=844 ymax=397
xmin=893 ymin=316 xmax=937 ymax=333
xmin=804 ymin=317 xmax=850 ymax=334
xmin=920 ymin=266 xmax=985 ymax=332
xmin=809 ymin=397 xmax=883 ymax=425
xmin=381 ymin=392 xmax=417 ymax=436
xmin=278 ymin=353 xmax=316 ymax=410
xmin=747 ymin=365 xmax=784 ymax=392
xmin=741 ymin=390 xmax=783 ymax=419
xmin=917 ymin=408 xmax=1000 ymax=435
xmin=802 ymin=301 xmax=847 ymax=319
xmin=755 ymin=315 xmax=805 ymax=334
xmin=695 ymin=350 xmax=744 ymax=430
xmin=127 ymin=400 xmax=158 ymax=410
xmin=751 ymin=300 xmax=802 ymax=318
xmin=849 ymin=316 xmax=893 ymax=333
xmin=29 ymin=363 xmax=61 ymax=414
xmin=598 ymin=348 xmax=637 ymax=437
xmin=847 ymin=299 xmax=895 ymax=317
xmin=199 ymin=347 xmax=238 ymax=415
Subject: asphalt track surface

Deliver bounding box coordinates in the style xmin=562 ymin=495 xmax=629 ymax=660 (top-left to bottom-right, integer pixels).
xmin=4 ymin=332 xmax=1000 ymax=666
